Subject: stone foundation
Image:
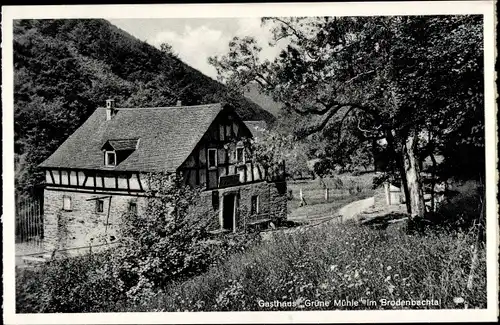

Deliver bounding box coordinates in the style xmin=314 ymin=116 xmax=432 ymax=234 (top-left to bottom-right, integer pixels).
xmin=194 ymin=180 xmax=287 ymax=233
xmin=43 ymin=188 xmax=147 ymax=252
xmin=43 ymin=180 xmax=287 ymax=252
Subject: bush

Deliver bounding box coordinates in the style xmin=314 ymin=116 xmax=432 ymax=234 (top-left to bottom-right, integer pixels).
xmin=433 ymin=181 xmax=484 ymax=230
xmin=206 ymin=232 xmax=261 ymax=266
xmin=16 ymin=250 xmax=123 ymax=313
xmin=111 ymin=172 xmax=217 ymax=299
xmin=131 ymin=222 xmax=486 ymax=312
xmin=16 ymin=172 xmax=228 ymax=312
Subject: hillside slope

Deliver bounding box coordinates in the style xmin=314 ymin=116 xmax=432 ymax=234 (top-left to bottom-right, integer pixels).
xmin=243 ymin=82 xmax=282 ymax=117
xmin=13 ymin=19 xmax=274 ymax=197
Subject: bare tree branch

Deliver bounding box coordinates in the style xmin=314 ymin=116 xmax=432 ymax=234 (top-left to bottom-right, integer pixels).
xmin=289 ymin=102 xmax=332 ymax=116
xmin=345 ymin=69 xmax=376 ymax=84
xmin=357 ymin=118 xmax=382 ymax=134
xmin=337 ymin=105 xmax=356 ymax=140
xmin=273 ymin=18 xmax=308 ymax=42
xmin=295 ymin=104 xmax=343 ymax=139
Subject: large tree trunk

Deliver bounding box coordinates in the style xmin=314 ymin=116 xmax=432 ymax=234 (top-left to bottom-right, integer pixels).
xmin=402 ymin=131 xmax=426 ymax=219
xmin=429 ymin=152 xmax=437 ymax=212
xmin=385 ymin=128 xmax=412 ymax=214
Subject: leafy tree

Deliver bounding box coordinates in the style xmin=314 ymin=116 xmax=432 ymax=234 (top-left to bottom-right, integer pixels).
xmin=241 ymin=128 xmax=308 ymax=181
xmin=113 ymin=172 xmax=214 ymax=299
xmin=209 ymin=16 xmax=483 ymax=218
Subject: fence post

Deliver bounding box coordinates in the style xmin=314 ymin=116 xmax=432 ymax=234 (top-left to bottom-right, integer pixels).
xmin=384 ymin=182 xmax=391 ymax=205
xmin=325 ymin=188 xmax=329 ymax=202
xmin=37 ymin=199 xmax=41 ymax=240
xmin=29 ymin=202 xmax=33 ymax=240
xmin=299 ymin=188 xmax=308 ymax=206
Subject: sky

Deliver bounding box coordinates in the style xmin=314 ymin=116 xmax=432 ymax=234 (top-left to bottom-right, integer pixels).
xmin=109 ymin=18 xmax=285 ymax=80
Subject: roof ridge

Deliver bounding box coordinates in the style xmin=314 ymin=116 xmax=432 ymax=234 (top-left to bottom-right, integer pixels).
xmin=96 ymin=103 xmax=222 ymax=110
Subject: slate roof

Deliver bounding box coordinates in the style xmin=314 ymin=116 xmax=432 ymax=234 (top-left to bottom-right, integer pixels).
xmin=39 ymin=103 xmax=225 ymax=172
xmin=102 ymin=139 xmax=139 ymax=151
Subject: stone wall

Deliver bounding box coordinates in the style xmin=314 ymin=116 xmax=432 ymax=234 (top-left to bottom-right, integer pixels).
xmin=43 ymin=180 xmax=288 ymax=252
xmin=194 ymin=180 xmax=287 ymax=233
xmin=43 ymin=188 xmax=147 ymax=252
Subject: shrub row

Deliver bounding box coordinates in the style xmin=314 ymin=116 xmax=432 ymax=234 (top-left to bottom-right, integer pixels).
xmin=16 ymin=232 xmax=260 ymax=313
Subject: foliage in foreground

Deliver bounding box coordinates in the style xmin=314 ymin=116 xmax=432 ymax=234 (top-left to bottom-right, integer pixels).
xmin=134 ymin=223 xmax=485 ymax=312
xmin=16 ymin=222 xmax=486 ymax=312
xmin=19 ymin=223 xmax=485 ymax=312
xmin=16 ymin=177 xmax=486 ymax=312
xmin=15 ymin=232 xmax=258 ymax=313
xmin=16 ymin=250 xmax=121 ymax=313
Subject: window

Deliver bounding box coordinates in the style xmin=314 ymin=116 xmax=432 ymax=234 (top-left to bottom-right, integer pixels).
xmin=251 ymin=195 xmax=259 ymax=215
xmin=62 ymin=195 xmax=72 ymax=211
xmin=208 ymin=148 xmax=217 ymax=169
xmin=105 ymin=151 xmax=116 ymax=166
xmin=236 ymin=147 xmax=245 ymax=164
xmin=95 ymin=199 xmax=104 ymax=213
xmin=128 ymin=201 xmax=137 ymax=215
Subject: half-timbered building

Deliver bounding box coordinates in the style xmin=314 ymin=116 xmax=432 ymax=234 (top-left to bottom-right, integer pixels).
xmin=39 ymin=100 xmax=287 ymax=251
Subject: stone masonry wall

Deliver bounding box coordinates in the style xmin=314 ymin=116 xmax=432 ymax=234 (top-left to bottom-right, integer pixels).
xmin=195 ymin=180 xmax=288 ymax=233
xmin=43 ymin=180 xmax=287 ymax=252
xmin=43 ymin=189 xmax=147 ymax=252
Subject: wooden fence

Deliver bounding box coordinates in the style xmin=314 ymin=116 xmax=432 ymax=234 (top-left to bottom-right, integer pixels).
xmin=290 ymin=187 xmax=366 ymax=205
xmin=15 ymin=197 xmax=44 ymax=250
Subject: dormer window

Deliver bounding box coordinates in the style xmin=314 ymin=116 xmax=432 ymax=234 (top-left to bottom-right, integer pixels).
xmin=105 ymin=151 xmax=116 ymax=167
xmin=101 ymin=138 xmax=139 ymax=167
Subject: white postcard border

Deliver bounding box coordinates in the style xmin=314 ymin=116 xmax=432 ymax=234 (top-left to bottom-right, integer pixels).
xmin=2 ymin=1 xmax=497 ymax=324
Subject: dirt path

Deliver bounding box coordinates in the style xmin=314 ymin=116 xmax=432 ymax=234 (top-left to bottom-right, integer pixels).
xmin=336 ymin=197 xmax=375 ymax=223
xmin=261 ymin=196 xmax=376 ymax=240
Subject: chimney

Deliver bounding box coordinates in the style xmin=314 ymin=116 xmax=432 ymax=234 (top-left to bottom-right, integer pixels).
xmin=106 ymin=98 xmax=116 ymax=121
xmin=176 ymin=100 xmax=182 ymax=107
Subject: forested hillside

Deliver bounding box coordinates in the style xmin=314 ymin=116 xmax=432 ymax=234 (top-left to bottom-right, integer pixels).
xmin=13 ymin=19 xmax=274 ymax=198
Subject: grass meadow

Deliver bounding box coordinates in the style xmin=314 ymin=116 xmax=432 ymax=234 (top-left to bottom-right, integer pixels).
xmin=287 ymin=173 xmax=375 ymax=220
xmin=126 ymin=222 xmax=486 ymax=311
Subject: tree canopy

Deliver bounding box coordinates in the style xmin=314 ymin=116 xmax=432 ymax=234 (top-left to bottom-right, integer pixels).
xmin=210 ymin=15 xmax=484 ymax=217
